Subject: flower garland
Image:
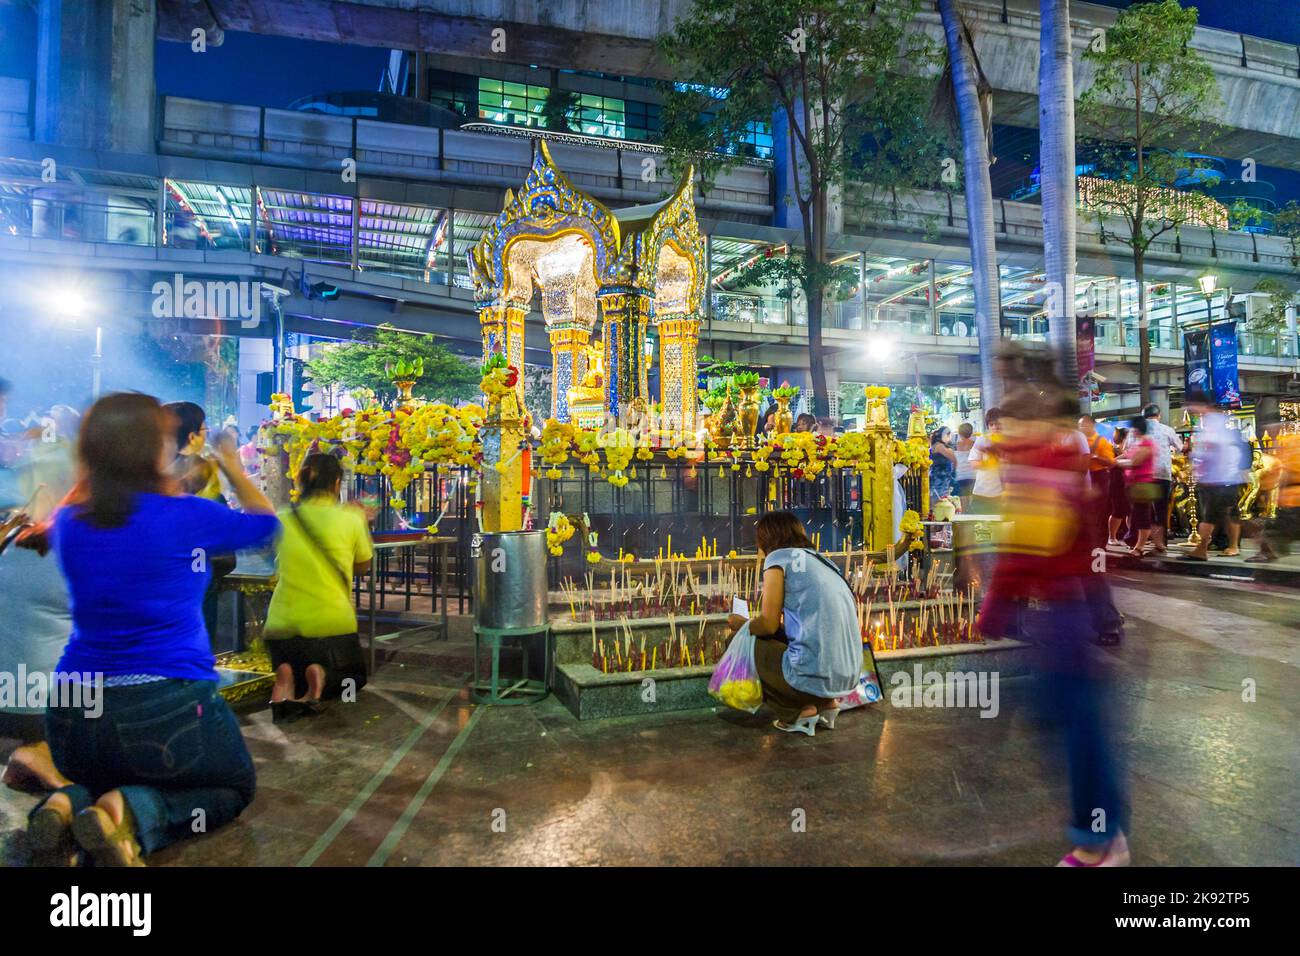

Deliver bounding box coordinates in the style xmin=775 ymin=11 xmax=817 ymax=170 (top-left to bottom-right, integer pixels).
xmin=539 ymin=419 xmax=575 ymax=479
xmin=602 ymin=428 xmax=636 ymax=487
xmin=830 ymin=431 xmax=872 ymax=474
xmin=893 ymin=438 xmax=932 ymax=472
xmin=271 ymin=403 xmax=482 ymax=512
xmin=772 ymin=432 xmax=828 ymax=481
xmin=546 ymin=512 xmax=575 ymax=556
xmin=899 ymin=508 xmax=926 ymax=552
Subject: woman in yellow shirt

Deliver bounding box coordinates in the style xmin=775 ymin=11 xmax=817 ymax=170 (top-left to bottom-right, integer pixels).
xmin=264 ymin=453 xmax=374 ymax=721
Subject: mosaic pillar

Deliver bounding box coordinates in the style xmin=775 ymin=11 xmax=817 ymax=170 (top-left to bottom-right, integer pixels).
xmin=547 ymin=324 xmax=590 ymax=423
xmin=654 ymin=314 xmax=700 ymax=440
xmin=477 ymin=298 xmax=528 ymax=404
xmin=598 ymin=286 xmax=652 ymax=424
xmin=865 ymin=424 xmax=896 ymax=553
xmin=480 ymin=419 xmax=527 ymax=533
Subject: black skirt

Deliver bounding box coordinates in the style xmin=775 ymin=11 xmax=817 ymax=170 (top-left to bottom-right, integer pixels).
xmin=267 ymin=633 xmax=367 ymax=700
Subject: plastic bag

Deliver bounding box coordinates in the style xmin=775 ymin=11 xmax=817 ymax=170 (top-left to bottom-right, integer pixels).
xmin=708 ymin=625 xmax=763 ymax=713
xmin=837 ymin=647 xmax=883 ymax=711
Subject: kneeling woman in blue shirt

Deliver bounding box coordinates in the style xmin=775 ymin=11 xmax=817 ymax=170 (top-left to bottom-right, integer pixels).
xmin=22 ymin=393 xmax=279 ymax=866
xmin=728 ymin=512 xmax=862 ymax=736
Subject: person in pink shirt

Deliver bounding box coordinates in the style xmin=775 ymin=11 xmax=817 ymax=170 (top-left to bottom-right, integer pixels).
xmin=1115 ymin=417 xmax=1158 ymax=559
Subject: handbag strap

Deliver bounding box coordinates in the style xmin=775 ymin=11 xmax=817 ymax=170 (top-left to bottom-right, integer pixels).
xmin=287 ymin=505 xmax=353 ymax=593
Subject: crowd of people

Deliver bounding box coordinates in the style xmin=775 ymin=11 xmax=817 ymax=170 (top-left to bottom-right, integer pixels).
xmin=924 ymin=384 xmax=1293 ymax=566
xmin=3 ymin=367 xmax=1298 ymax=870
xmin=0 ymin=383 xmax=373 ymax=865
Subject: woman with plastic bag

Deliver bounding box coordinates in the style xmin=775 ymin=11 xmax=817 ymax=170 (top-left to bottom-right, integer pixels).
xmin=722 ymin=512 xmax=862 ymax=736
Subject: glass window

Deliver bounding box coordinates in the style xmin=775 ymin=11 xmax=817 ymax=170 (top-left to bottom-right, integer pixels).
xmin=478 ymin=76 xmax=548 ymax=129
xmin=164 ymin=180 xmax=251 ymax=251
xmin=358 ymin=200 xmax=448 ymax=284
xmin=255 ymin=188 xmax=353 ymax=267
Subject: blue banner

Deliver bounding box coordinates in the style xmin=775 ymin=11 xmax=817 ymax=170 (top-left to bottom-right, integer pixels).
xmin=1183 ymin=329 xmax=1211 ymax=399
xmin=1210 ymin=322 xmax=1241 ymax=407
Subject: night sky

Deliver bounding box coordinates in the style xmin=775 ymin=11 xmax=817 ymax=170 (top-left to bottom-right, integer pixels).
xmin=153 ymin=31 xmax=391 ymax=109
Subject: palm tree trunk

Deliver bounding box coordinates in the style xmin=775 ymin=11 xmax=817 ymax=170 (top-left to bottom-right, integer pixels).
xmin=938 ymin=0 xmax=1002 ymax=409
xmin=1039 ymin=0 xmax=1079 ymax=395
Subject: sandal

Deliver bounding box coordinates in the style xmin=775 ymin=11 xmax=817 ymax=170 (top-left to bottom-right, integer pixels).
xmin=28 ymin=797 xmax=78 ymax=867
xmin=72 ymin=804 xmax=145 ymax=867
xmin=271 ymin=700 xmax=304 ymax=723
xmin=1056 ymin=833 xmax=1131 ymax=867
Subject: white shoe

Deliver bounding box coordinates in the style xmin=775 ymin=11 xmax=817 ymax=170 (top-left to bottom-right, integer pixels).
xmin=817 ymin=707 xmax=840 ymax=730
xmin=773 ymin=714 xmax=818 ymax=736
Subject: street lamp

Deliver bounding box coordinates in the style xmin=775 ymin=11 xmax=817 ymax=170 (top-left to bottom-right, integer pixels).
xmin=50 ymin=289 xmax=86 ymax=318
xmin=48 ymin=286 xmax=102 ymax=398
xmin=1198 ymin=273 xmax=1218 ymax=327
xmin=865 ymin=333 xmax=895 ymax=363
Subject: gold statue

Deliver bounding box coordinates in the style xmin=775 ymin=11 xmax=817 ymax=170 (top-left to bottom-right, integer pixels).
xmin=567 ymin=340 xmax=607 ymax=429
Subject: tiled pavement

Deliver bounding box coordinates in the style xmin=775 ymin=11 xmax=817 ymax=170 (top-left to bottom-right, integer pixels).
xmin=2 ymin=569 xmax=1297 ymax=866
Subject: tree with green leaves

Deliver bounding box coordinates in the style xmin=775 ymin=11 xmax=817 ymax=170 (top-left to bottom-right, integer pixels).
xmin=1077 ymin=0 xmax=1222 ymax=406
xmin=305 ymin=325 xmax=479 ymax=408
xmin=660 ymin=0 xmax=935 ymax=417
xmin=1248 ymin=277 xmax=1295 ymax=334
xmin=1271 ymin=200 xmax=1300 ymax=268
xmin=541 ymin=87 xmax=580 ymax=134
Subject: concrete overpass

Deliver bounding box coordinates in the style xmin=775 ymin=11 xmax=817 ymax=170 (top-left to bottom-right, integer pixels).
xmin=148 ymin=0 xmax=1300 ymax=170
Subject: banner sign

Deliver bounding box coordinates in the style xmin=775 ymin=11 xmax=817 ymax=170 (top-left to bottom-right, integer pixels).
xmin=1183 ymin=328 xmax=1211 ymax=398
xmin=1076 ymin=315 xmax=1096 ymax=399
xmin=1210 ymin=321 xmax=1241 ymax=407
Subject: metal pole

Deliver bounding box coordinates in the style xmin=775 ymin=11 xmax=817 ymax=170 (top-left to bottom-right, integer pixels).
xmin=858 ymin=251 xmax=866 ymax=330
xmin=273 ymin=301 xmax=286 ymax=393
xmin=928 ymin=258 xmax=938 ymax=335
xmin=91 ymin=325 xmax=103 ymax=398
xmin=1204 ymin=293 xmax=1214 ymax=398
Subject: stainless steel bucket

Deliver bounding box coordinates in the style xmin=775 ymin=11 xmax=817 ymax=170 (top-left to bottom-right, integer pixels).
xmin=471 ymin=529 xmax=549 ymax=630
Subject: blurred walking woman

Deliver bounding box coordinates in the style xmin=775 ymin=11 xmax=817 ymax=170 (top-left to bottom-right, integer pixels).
xmin=728 ymin=512 xmax=861 ymax=736
xmin=23 ymin=393 xmax=278 ymax=866
xmin=263 ymin=453 xmax=373 ymax=722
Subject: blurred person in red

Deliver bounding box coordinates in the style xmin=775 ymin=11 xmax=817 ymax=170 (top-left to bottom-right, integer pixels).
xmin=978 ymin=386 xmax=1130 ymax=867
xmin=1075 ymin=414 xmax=1123 ymax=645
xmin=1140 ymin=404 xmax=1183 ymax=554
xmin=1114 ymin=416 xmax=1159 ymax=559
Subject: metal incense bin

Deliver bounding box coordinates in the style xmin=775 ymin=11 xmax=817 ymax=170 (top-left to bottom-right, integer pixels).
xmin=951 ymin=514 xmax=1007 ymax=592
xmin=471 ymin=530 xmax=551 ymax=704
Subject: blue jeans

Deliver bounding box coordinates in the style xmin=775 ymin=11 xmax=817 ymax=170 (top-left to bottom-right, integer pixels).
xmin=1023 ymin=598 xmax=1129 ymax=847
xmin=1080 ymin=571 xmax=1123 ymax=638
xmin=35 ymin=679 xmax=256 ymax=855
